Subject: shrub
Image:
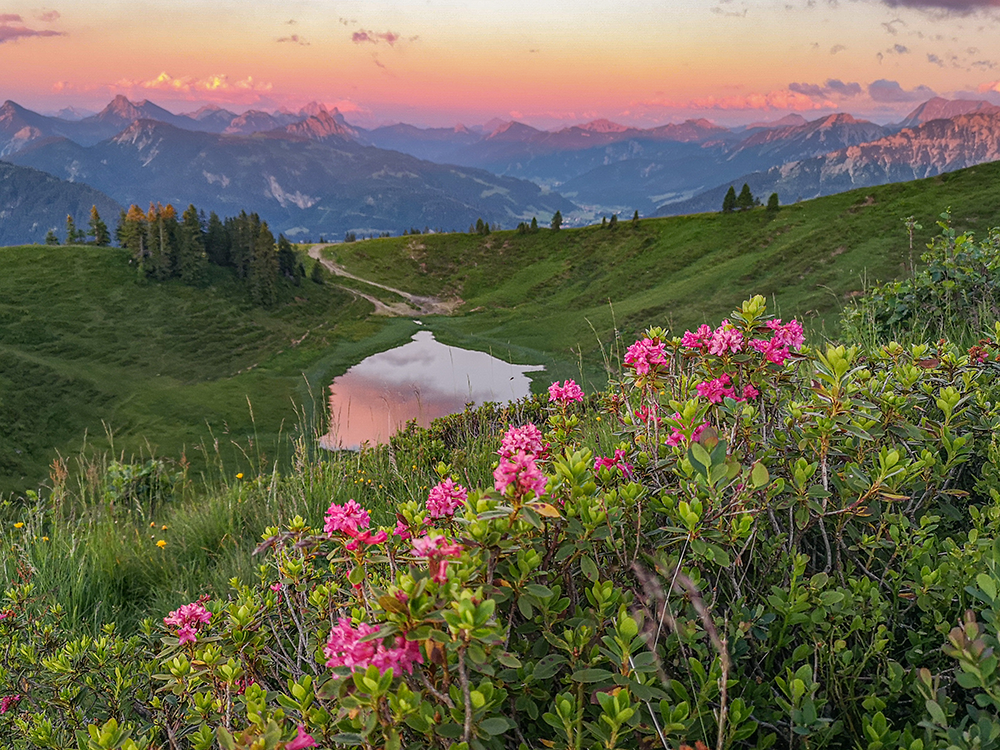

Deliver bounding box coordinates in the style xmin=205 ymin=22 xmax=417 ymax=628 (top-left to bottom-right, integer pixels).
xmin=3 ymin=296 xmax=1000 ymax=749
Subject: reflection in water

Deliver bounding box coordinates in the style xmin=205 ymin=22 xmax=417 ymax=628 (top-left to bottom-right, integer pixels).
xmin=321 ymin=330 xmax=544 ymax=450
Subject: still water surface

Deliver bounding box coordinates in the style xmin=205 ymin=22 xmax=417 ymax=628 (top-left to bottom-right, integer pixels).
xmin=320 ymin=330 xmax=544 ymax=450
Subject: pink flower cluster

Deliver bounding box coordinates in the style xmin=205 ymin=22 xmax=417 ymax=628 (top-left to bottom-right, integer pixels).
xmin=594 ymin=449 xmax=633 ymax=478
xmin=682 ymin=320 xmax=743 ymax=356
xmin=633 ymin=404 xmax=660 ymax=424
xmin=1 ymin=694 xmax=21 ymax=714
xmin=324 ymin=499 xmax=388 ymax=551
xmin=548 ymin=379 xmax=584 ymax=404
xmin=696 ymin=373 xmax=736 ymax=404
xmin=412 ymin=534 xmax=465 ymax=583
xmin=494 ymin=451 xmax=548 ymax=498
xmin=498 ymin=423 xmax=547 ymax=461
xmin=427 ymin=478 xmax=467 ymax=519
xmin=164 ymin=601 xmax=212 ymax=645
xmin=286 ymin=726 xmax=318 ymax=750
xmin=324 ymin=617 xmax=423 ymax=675
xmin=665 ymin=413 xmax=709 ymax=447
xmin=624 ymin=338 xmax=667 ymax=376
xmin=749 ymin=319 xmax=804 ymax=366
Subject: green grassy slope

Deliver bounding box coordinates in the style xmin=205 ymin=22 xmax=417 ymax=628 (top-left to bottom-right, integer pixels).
xmin=0 ymin=246 xmax=396 ymax=494
xmin=327 ymin=162 xmax=1000 ymax=364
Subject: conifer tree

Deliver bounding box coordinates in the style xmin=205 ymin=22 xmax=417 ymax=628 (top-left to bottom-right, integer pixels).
xmin=277 ymin=235 xmax=298 ymax=279
xmin=601 ymin=217 xmax=607 ymax=228
xmin=530 ymin=216 xmax=538 ymax=232
xmin=632 ymin=210 xmax=640 ymax=227
xmin=310 ymin=259 xmax=325 ymax=284
xmin=205 ymin=212 xmax=230 ymax=267
xmin=608 ymin=214 xmax=618 ymax=230
xmin=65 ymin=214 xmax=78 ymax=245
xmin=736 ymin=183 xmax=755 ymax=211
xmin=722 ymin=186 xmax=737 ymax=213
xmin=121 ymin=205 xmax=148 ymax=268
xmin=88 ymin=206 xmax=111 ymax=246
xmin=249 ymin=222 xmax=279 ymax=307
xmin=44 ymin=229 xmax=59 ymax=245
xmin=177 ymin=204 xmax=209 ymax=284
xmin=767 ymin=192 xmax=780 ymax=212
xmin=551 ymin=210 xmax=563 ymax=230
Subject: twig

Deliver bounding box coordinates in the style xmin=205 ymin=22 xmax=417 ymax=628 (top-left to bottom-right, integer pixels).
xmin=458 ymin=645 xmax=473 ymax=744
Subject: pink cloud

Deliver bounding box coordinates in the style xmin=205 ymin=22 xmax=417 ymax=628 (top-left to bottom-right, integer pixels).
xmin=0 ymin=23 xmax=65 ymax=43
xmin=351 ymin=29 xmax=402 ymax=45
xmin=979 ymin=80 xmax=1000 ymax=93
xmin=277 ymin=33 xmax=308 ymax=45
xmin=646 ymin=89 xmax=832 ymax=112
xmin=37 ymin=10 xmax=60 ymax=22
xmin=0 ymin=13 xmax=23 ymax=22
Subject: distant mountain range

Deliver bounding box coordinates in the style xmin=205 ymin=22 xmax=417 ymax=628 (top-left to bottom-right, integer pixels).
xmin=2 ymin=94 xmax=1000 ymax=245
xmin=0 ymin=162 xmax=121 ymax=246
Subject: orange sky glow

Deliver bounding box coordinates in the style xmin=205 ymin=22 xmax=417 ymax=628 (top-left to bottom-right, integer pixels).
xmin=2 ymin=0 xmax=1000 ymax=128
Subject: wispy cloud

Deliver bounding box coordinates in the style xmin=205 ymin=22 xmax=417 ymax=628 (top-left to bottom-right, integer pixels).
xmin=37 ymin=10 xmax=60 ymax=22
xmin=867 ymin=78 xmax=936 ymax=102
xmin=642 ymin=89 xmax=831 ymax=112
xmin=351 ymin=29 xmax=401 ymax=45
xmin=116 ymin=72 xmax=273 ymax=95
xmin=830 ymin=44 xmax=847 ymax=54
xmin=0 ymin=13 xmax=65 ymax=43
xmin=789 ymin=79 xmax=863 ymax=97
xmin=876 ymin=0 xmax=1000 ymax=14
xmin=277 ymin=34 xmax=308 ymax=45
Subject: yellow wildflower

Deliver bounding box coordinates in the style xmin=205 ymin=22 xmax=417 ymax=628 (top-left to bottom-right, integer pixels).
xmin=156 ymin=540 xmax=167 ymax=548
xmin=13 ymin=522 xmax=23 ymax=529
xmin=236 ymin=472 xmax=244 ymax=480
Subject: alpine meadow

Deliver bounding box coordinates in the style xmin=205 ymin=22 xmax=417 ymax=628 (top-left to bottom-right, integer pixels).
xmin=5 ymin=1 xmax=1000 ymax=748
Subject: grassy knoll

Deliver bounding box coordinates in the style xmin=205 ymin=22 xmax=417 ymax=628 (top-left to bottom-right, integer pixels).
xmin=0 ymin=245 xmax=397 ymax=494
xmin=326 ymin=161 xmax=1000 ymax=363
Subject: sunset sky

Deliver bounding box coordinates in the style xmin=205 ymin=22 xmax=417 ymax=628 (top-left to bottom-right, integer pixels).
xmin=2 ymin=0 xmax=1000 ymax=129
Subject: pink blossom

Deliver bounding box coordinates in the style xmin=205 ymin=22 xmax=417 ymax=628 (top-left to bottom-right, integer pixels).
xmin=743 ymin=384 xmax=759 ymax=400
xmin=680 ymin=324 xmax=712 ymax=350
xmin=0 ymin=610 xmax=11 ymax=621
xmin=708 ymin=320 xmax=744 ymax=356
xmin=633 ymin=404 xmax=660 ymax=424
xmin=270 ymin=582 xmax=282 ymax=592
xmin=494 ymin=451 xmax=547 ymax=499
xmin=324 ymin=499 xmax=370 ymax=538
xmin=498 ymin=423 xmax=547 ymax=461
xmin=548 ymin=379 xmax=584 ymax=404
xmin=696 ymin=373 xmax=736 ymax=404
xmin=427 ymin=478 xmax=468 ymax=518
xmin=393 ymin=518 xmax=412 ymax=541
xmin=750 ymin=338 xmax=789 ymax=365
xmin=624 ymin=337 xmax=668 ymax=376
xmin=163 ymin=600 xmax=212 ymax=645
xmin=325 ymin=618 xmax=423 ymax=676
xmin=594 ymin=449 xmax=633 ymax=478
xmin=767 ymin=319 xmax=805 ymax=350
xmin=0 ymin=694 xmax=21 ymax=714
xmin=344 ymin=529 xmax=388 ymax=551
xmin=286 ymin=725 xmax=318 ymax=750
xmin=412 ymin=535 xmax=464 ymax=583
xmin=177 ymin=624 xmax=198 ymax=645
xmin=665 ymin=413 xmax=709 ymax=447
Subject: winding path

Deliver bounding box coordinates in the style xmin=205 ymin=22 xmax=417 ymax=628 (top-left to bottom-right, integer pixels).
xmin=307 ymin=244 xmax=461 ymax=317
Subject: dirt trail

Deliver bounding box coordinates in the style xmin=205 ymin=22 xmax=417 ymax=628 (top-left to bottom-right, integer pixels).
xmin=307 ymin=244 xmax=461 ymax=317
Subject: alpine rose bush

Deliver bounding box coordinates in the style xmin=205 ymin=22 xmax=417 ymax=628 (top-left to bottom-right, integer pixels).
xmin=4 ymin=293 xmax=1000 ymax=750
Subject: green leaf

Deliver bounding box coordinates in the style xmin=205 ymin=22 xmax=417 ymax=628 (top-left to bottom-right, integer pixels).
xmin=216 ymin=728 xmax=236 ymax=750
xmin=533 ymin=654 xmax=568 ymax=680
xmin=751 ymin=461 xmax=769 ymax=489
xmin=571 ymin=668 xmax=615 ymax=683
xmin=580 ymin=555 xmax=599 ymax=582
xmin=976 ymin=573 xmax=997 ymax=601
xmin=524 ymin=584 xmax=553 ymax=599
xmin=479 ymin=717 xmax=510 ymax=736
xmin=348 ymin=565 xmax=365 ymax=586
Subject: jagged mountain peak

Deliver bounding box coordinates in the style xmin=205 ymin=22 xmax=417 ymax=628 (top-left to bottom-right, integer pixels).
xmin=577 ymin=118 xmax=629 ymax=133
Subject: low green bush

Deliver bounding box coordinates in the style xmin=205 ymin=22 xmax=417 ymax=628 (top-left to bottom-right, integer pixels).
xmin=3 ymin=293 xmax=1000 ymax=750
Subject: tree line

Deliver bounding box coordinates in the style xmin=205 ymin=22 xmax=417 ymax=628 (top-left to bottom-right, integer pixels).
xmin=48 ymin=203 xmax=320 ymax=307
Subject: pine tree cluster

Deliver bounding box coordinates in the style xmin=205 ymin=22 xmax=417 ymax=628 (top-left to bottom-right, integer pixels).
xmin=115 ymin=203 xmax=308 ymax=307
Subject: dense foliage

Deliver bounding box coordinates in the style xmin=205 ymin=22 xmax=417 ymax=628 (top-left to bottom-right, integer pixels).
xmin=4 ymin=284 xmax=1000 ymax=748
xmin=115 ymin=204 xmax=308 ymax=306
